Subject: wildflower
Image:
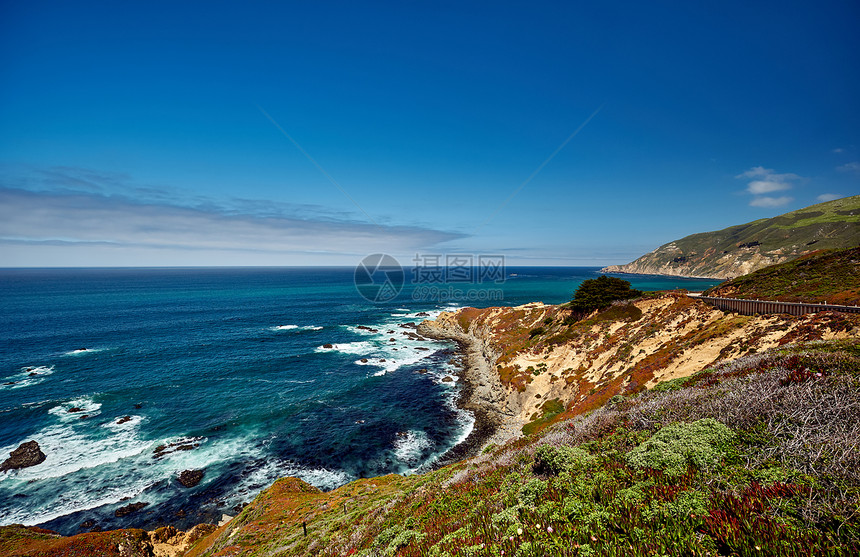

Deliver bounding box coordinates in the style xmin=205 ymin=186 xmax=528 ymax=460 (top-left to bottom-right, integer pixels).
xmin=547 ymin=526 xmax=553 ymax=533
xmin=755 ymin=546 xmax=761 ymax=551
xmin=815 ymin=372 xmax=822 ymax=377
xmin=591 ymin=535 xmax=597 ymax=542
xmin=509 ymin=536 xmax=514 ymax=542
xmin=517 ymin=528 xmax=523 ymax=536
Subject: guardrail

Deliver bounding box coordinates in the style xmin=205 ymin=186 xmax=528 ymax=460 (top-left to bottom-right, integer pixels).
xmin=690 ymin=294 xmax=860 ymax=316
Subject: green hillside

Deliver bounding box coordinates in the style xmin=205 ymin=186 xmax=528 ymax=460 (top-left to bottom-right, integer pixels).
xmin=706 ymin=246 xmax=860 ymax=305
xmin=602 ymin=195 xmax=860 ymax=279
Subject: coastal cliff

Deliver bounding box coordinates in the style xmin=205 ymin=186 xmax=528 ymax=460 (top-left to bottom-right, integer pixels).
xmin=602 ymin=195 xmax=860 ymax=279
xmin=417 ymin=293 xmax=860 ymax=437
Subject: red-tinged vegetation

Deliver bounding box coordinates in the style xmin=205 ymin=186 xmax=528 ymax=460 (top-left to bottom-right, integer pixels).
xmin=0 ymin=525 xmax=154 ymax=557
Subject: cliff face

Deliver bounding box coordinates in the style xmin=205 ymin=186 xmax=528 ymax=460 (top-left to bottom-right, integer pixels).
xmin=421 ymin=294 xmax=860 ymax=432
xmin=602 ymin=195 xmax=860 ymax=279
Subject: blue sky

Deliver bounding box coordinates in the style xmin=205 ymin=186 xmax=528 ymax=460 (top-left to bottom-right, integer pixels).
xmin=1 ymin=0 xmax=858 ymax=266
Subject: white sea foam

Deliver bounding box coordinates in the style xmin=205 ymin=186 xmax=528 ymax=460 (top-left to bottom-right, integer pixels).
xmin=1 ymin=419 xmax=149 ymax=483
xmin=393 ymin=430 xmax=434 ymax=464
xmin=1 ymin=365 xmax=55 ymax=390
xmin=272 ymin=325 xmax=323 ymax=331
xmin=63 ymin=347 xmax=107 ymax=356
xmin=315 ymin=341 xmax=374 ymax=354
xmin=48 ymin=397 xmax=102 ymax=421
xmin=0 ymin=474 xmax=157 ymax=526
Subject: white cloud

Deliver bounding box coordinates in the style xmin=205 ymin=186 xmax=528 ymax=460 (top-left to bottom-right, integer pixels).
xmin=735 ymin=166 xmax=803 ymax=208
xmin=816 ymin=193 xmax=842 ymax=202
xmin=0 ymin=187 xmax=465 ymax=266
xmin=837 ymin=161 xmax=860 ymax=174
xmin=833 ymin=148 xmax=844 ymax=154
xmin=746 ymin=180 xmax=792 ymax=194
xmin=749 ymin=196 xmax=793 ymax=208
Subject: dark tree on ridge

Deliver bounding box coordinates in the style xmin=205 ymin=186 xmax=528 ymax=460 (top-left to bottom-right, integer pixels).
xmin=569 ymin=275 xmax=642 ymax=313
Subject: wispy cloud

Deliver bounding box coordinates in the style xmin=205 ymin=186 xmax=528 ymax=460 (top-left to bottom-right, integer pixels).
xmin=833 ymin=148 xmax=845 ymax=154
xmin=749 ymin=196 xmax=793 ymax=208
xmin=816 ymin=193 xmax=842 ymax=203
xmin=735 ymin=166 xmax=800 ymax=208
xmin=0 ymin=173 xmax=466 ymax=265
xmin=837 ymin=161 xmax=860 ymax=174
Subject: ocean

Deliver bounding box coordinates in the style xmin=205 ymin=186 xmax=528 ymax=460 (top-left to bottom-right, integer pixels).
xmin=0 ymin=266 xmax=721 ymax=534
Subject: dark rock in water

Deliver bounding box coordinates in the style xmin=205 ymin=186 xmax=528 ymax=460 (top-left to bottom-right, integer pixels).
xmin=13 ymin=493 xmax=27 ymax=498
xmin=1 ymin=441 xmax=46 ymax=472
xmin=134 ymin=403 xmax=143 ymax=409
xmin=116 ymin=416 xmax=132 ymax=424
xmin=442 ymin=376 xmax=454 ymax=382
xmin=389 ymin=338 xmax=396 ymax=342
xmin=28 ymin=372 xmax=39 ymax=377
xmin=416 ymin=347 xmax=429 ymax=351
xmin=323 ymin=343 xmax=333 ymax=349
xmin=67 ymin=407 xmax=84 ymax=413
xmin=416 ymin=368 xmax=428 ymax=374
xmin=416 ymin=312 xmax=430 ymax=317
xmin=177 ymin=469 xmax=205 ymax=488
xmin=387 ymin=330 xmax=395 ymax=334
xmin=3 ymin=381 xmax=15 ymax=386
xmin=115 ymin=501 xmax=148 ymax=517
xmin=79 ymin=519 xmax=96 ymax=530
xmin=360 ymin=358 xmax=368 ymax=363
xmin=379 ymin=359 xmax=386 ymax=362
xmin=79 ymin=415 xmax=89 ymax=420
xmin=232 ymin=502 xmax=248 ymax=513
xmin=175 ymin=508 xmax=187 ymax=518
xmin=153 ymin=439 xmax=201 ymax=459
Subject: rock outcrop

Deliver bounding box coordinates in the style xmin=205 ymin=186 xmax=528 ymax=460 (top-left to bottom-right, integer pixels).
xmin=177 ymin=469 xmax=204 ymax=488
xmin=1 ymin=441 xmax=46 ymax=472
xmin=419 ymin=294 xmax=860 ymax=438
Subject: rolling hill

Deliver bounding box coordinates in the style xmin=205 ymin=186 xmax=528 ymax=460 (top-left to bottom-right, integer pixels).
xmin=602 ymin=195 xmax=860 ymax=279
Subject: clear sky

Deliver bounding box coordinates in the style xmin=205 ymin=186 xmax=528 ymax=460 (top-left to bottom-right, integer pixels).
xmin=1 ymin=0 xmax=858 ymax=267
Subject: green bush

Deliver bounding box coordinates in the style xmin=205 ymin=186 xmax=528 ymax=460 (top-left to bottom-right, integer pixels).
xmin=533 ymin=444 xmax=592 ymax=475
xmin=626 ymin=418 xmax=736 ymax=477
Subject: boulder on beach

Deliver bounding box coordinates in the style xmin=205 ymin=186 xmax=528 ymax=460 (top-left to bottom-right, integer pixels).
xmin=1 ymin=441 xmax=46 ymax=472
xmin=177 ymin=469 xmax=205 ymax=488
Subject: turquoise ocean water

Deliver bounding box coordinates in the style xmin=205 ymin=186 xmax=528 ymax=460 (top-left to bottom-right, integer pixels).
xmin=0 ymin=267 xmax=721 ymax=534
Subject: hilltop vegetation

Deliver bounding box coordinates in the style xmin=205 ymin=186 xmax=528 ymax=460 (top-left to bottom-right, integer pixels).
xmin=705 ymin=246 xmax=860 ymax=305
xmin=602 ymin=195 xmax=860 ymax=279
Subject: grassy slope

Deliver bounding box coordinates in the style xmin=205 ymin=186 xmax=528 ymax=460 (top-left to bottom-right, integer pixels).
xmin=705 ymin=246 xmax=860 ymax=305
xmin=606 ymin=195 xmax=860 ymax=277
xmin=184 ymin=341 xmax=860 ymax=556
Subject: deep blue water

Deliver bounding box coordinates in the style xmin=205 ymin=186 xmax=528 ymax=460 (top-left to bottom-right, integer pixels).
xmin=0 ymin=267 xmax=721 ymax=534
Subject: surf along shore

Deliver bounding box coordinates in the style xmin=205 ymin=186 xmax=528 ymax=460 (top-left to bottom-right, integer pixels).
xmin=419 ymin=312 xmax=526 ymax=467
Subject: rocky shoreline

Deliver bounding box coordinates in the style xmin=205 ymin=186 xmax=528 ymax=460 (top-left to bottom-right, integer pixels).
xmin=418 ymin=314 xmax=523 ymax=466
